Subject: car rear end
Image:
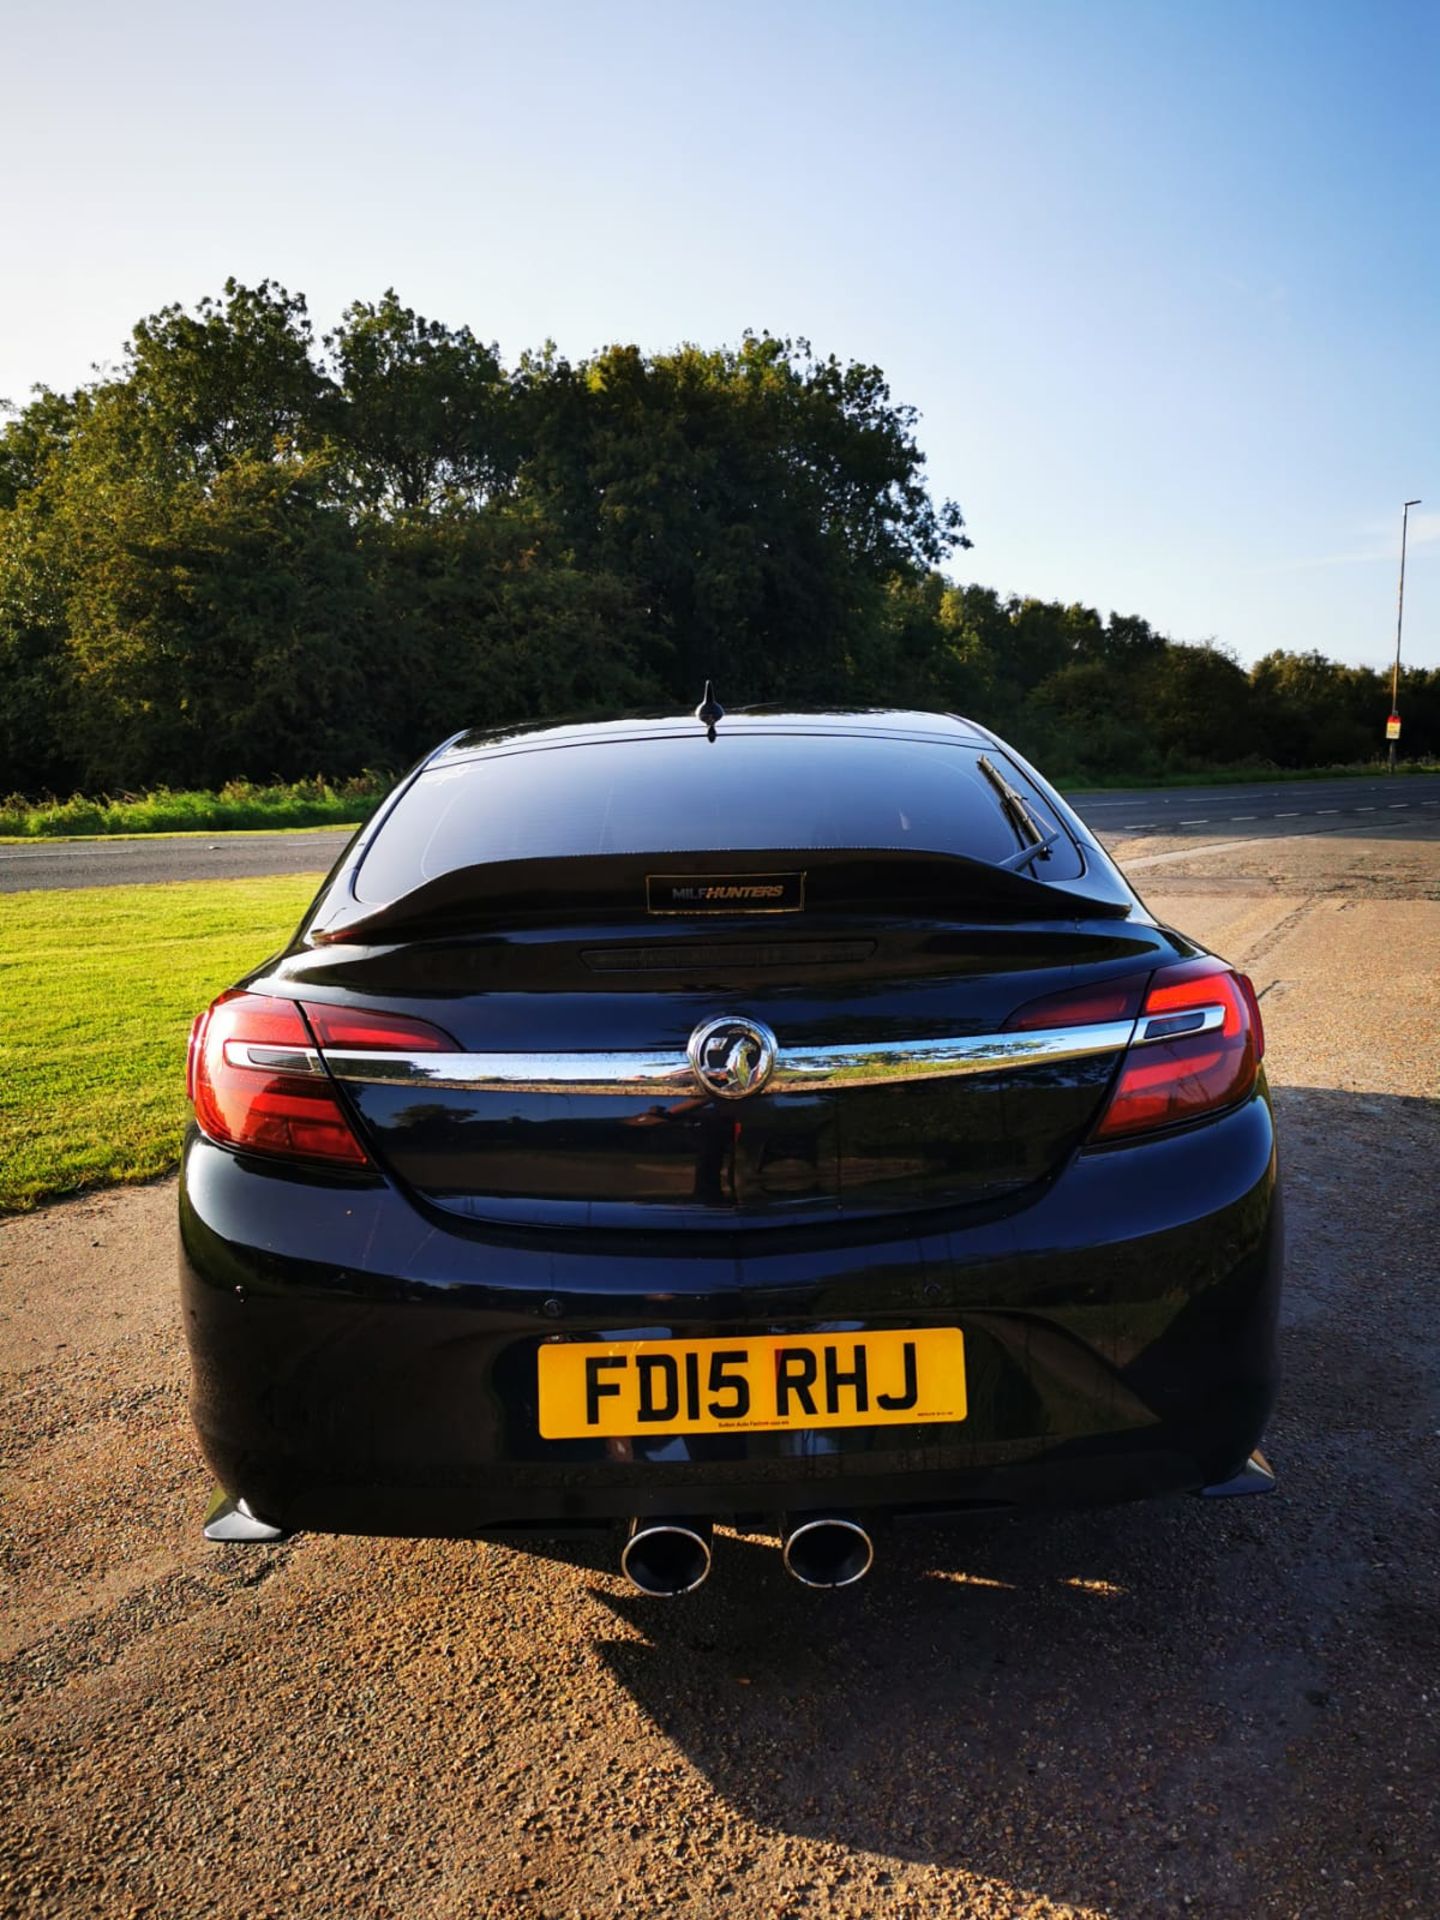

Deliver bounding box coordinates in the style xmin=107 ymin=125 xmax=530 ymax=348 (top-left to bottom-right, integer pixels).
xmin=180 ymin=712 xmax=1280 ymax=1576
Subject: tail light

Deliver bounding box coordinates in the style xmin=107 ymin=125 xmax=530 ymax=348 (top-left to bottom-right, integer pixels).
xmin=301 ymin=1004 xmax=458 ymax=1052
xmin=187 ymin=992 xmax=454 ymax=1168
xmin=1003 ymin=977 xmax=1147 ymax=1032
xmin=1093 ymin=958 xmax=1264 ymax=1141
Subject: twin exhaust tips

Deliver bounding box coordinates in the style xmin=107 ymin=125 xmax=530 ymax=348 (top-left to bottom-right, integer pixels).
xmin=621 ymin=1518 xmax=714 ymax=1597
xmin=781 ymin=1513 xmax=875 ymax=1589
xmin=620 ymin=1513 xmax=874 ymax=1596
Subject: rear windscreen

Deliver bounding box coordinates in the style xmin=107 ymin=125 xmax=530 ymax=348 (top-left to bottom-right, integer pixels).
xmin=354 ymin=733 xmax=1083 ymax=904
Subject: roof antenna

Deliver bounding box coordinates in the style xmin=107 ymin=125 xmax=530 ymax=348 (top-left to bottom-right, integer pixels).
xmin=695 ymin=679 xmax=725 ymax=742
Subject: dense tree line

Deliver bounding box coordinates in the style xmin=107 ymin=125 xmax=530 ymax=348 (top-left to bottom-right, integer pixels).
xmin=1 ymin=280 xmax=1434 ymax=797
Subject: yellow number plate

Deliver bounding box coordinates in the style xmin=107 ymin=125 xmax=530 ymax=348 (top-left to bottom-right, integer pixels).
xmin=537 ymin=1329 xmax=966 ymax=1439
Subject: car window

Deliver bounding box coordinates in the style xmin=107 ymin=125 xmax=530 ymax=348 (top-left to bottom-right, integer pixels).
xmin=354 ymin=733 xmax=1084 ymax=903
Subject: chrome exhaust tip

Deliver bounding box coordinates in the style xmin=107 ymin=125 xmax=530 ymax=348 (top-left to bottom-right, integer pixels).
xmin=781 ymin=1513 xmax=874 ymax=1589
xmin=202 ymin=1488 xmax=286 ymax=1543
xmin=620 ymin=1517 xmax=713 ymax=1596
xmin=1198 ymin=1449 xmax=1277 ymax=1498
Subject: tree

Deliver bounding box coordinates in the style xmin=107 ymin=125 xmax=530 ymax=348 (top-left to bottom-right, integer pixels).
xmin=1141 ymin=642 xmax=1258 ymax=765
xmin=122 ymin=278 xmax=324 ymax=483
xmin=324 ymin=292 xmax=515 ymax=515
xmin=522 ymin=334 xmax=969 ymax=702
xmin=0 ymin=386 xmax=80 ymax=509
xmin=6 ymin=277 xmax=1426 ymax=800
xmin=0 ymin=489 xmax=77 ymax=791
xmin=1250 ymin=650 xmax=1373 ymax=765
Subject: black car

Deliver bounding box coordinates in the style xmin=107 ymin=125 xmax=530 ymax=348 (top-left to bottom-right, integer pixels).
xmin=180 ymin=702 xmax=1280 ymax=1594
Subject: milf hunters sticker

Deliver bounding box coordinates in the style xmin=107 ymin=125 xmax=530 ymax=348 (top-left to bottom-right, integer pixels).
xmin=646 ymin=872 xmax=806 ymax=914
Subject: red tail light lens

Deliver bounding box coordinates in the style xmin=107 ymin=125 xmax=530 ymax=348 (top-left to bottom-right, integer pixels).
xmin=1003 ymin=976 xmax=1147 ymax=1032
xmin=189 ymin=991 xmax=368 ymax=1166
xmin=1094 ymin=958 xmax=1263 ymax=1141
xmin=187 ymin=994 xmax=459 ymax=1169
xmin=300 ymin=1004 xmax=456 ymax=1052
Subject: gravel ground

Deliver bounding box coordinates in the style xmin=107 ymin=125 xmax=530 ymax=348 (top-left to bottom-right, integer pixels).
xmin=2 ymin=822 xmax=1438 ymax=1919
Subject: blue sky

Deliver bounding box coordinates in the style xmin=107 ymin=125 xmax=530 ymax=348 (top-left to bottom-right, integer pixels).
xmin=5 ymin=0 xmax=1437 ymax=670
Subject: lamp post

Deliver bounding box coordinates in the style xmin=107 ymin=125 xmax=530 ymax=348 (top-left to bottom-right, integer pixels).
xmin=1389 ymin=498 xmax=1421 ymax=772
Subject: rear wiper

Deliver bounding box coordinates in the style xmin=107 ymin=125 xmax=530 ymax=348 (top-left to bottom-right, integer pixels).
xmin=976 ymin=755 xmax=1062 ymax=873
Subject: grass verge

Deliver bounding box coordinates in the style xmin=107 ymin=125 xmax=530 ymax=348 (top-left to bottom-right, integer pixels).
xmin=0 ymin=775 xmax=388 ymax=839
xmin=0 ymin=875 xmax=315 ymax=1212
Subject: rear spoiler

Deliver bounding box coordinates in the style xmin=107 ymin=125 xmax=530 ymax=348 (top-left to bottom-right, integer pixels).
xmin=308 ymin=846 xmax=1134 ymax=945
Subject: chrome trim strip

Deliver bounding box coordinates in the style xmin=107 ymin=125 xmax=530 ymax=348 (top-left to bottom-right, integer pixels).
xmin=771 ymin=1021 xmax=1136 ymax=1089
xmin=1133 ymin=1003 xmax=1226 ymax=1046
xmin=322 ymin=1048 xmax=702 ymax=1097
xmin=223 ymin=1041 xmax=325 ymax=1075
xmin=319 ymin=1017 xmax=1139 ymax=1097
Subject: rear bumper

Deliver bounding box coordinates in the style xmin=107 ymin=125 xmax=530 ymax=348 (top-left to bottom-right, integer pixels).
xmin=179 ymin=1090 xmax=1282 ymax=1535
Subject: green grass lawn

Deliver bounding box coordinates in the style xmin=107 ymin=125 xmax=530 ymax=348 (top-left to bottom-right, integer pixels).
xmin=1 ymin=875 xmax=315 ymax=1212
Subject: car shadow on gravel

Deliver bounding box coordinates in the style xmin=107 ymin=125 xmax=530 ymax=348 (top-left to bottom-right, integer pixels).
xmin=574 ymin=1084 xmax=1439 ymax=1916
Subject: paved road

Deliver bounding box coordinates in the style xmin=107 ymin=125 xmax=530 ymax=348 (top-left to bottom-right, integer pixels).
xmin=0 ymin=827 xmax=358 ymax=893
xmin=2 ymin=821 xmax=1438 ymax=1916
xmin=4 ymin=774 xmax=1440 ymax=891
xmin=1072 ymin=772 xmax=1440 ymax=838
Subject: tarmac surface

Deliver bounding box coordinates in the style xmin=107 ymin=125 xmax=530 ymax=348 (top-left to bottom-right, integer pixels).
xmin=3 ymin=772 xmax=1439 ymax=890
xmin=2 ymin=814 xmax=1438 ymax=1917
xmin=0 ymin=827 xmax=358 ymax=892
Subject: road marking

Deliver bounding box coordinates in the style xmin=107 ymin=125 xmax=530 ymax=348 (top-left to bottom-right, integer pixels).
xmin=1075 ymin=780 xmax=1436 ymax=809
xmin=1180 ymin=818 xmax=1208 ymax=825
xmin=1074 ymin=783 xmax=1440 ymax=825
xmin=1389 ymin=803 xmax=1408 ymax=809
xmin=1119 ymin=806 xmax=1432 ymax=868
xmin=1276 ymin=811 xmax=1300 ymax=817
xmin=0 ymin=846 xmax=101 ymax=860
xmin=1079 ymin=788 xmax=1318 ymax=808
xmin=1358 ymin=807 xmax=1375 ymax=812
